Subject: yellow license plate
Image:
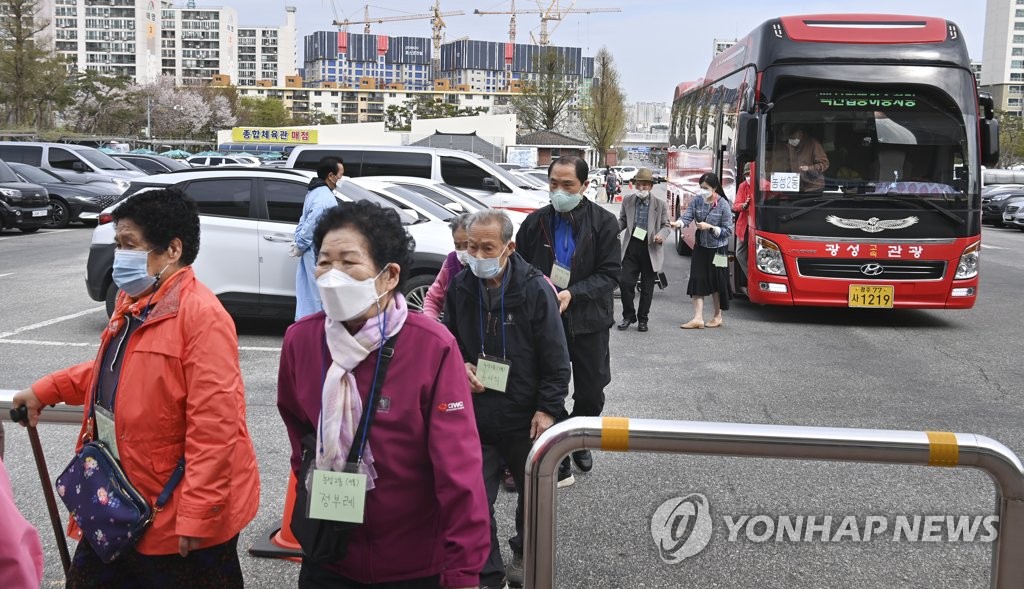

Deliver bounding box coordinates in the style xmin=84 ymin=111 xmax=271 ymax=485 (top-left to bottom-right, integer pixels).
xmin=848 ymin=285 xmax=894 ymax=308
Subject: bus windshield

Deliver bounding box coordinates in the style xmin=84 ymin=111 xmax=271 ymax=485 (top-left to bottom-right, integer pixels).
xmin=761 ymin=87 xmax=971 ymax=207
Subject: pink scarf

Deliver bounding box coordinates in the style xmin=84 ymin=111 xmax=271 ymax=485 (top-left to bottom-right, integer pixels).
xmin=316 ymin=293 xmax=407 ymax=489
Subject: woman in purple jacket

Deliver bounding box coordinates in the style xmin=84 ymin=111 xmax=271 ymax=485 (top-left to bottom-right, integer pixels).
xmin=423 ymin=213 xmax=471 ymax=321
xmin=277 ymin=201 xmax=490 ymax=589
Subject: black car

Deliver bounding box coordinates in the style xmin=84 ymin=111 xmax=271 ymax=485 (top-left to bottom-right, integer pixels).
xmin=0 ymin=158 xmax=50 ymax=233
xmin=9 ymin=162 xmax=122 ymax=228
xmin=981 ymin=184 xmax=1024 ymax=226
xmin=112 ymin=153 xmax=191 ymax=175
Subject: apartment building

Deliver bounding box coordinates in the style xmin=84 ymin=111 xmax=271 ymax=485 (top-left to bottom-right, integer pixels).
xmin=981 ymin=0 xmax=1024 ymax=115
xmin=237 ymin=6 xmax=297 ymax=87
xmin=303 ymin=31 xmax=433 ymax=90
xmin=236 ymin=84 xmax=509 ymax=125
xmin=42 ymin=0 xmax=163 ymax=82
xmin=159 ymin=2 xmax=237 ymax=85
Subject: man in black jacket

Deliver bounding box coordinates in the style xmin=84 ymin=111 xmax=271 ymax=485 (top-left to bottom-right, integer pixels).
xmin=515 ymin=155 xmax=621 ymax=485
xmin=444 ymin=209 xmax=570 ymax=589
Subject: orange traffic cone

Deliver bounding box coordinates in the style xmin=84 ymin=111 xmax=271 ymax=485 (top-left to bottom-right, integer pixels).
xmin=248 ymin=471 xmax=303 ymax=561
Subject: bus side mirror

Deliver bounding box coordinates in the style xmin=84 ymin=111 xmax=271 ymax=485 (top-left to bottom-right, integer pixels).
xmin=736 ymin=112 xmax=758 ymax=161
xmin=981 ymin=118 xmax=1000 ymax=167
xmin=979 ymin=91 xmax=995 ymax=120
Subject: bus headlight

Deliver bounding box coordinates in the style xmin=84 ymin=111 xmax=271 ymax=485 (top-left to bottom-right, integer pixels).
xmin=755 ymin=236 xmax=786 ymax=276
xmin=954 ymin=241 xmax=980 ymax=280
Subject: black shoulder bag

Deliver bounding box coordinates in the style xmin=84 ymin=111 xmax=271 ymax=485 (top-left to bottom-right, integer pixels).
xmin=290 ymin=331 xmax=399 ymax=565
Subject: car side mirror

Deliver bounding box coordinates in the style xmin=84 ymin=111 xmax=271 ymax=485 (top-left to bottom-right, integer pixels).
xmin=482 ymin=177 xmax=500 ymax=191
xmin=72 ymin=161 xmax=87 ymax=173
xmin=736 ymin=112 xmax=758 ymax=162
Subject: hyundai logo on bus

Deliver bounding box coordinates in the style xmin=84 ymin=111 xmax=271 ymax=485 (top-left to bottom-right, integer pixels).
xmin=650 ymin=493 xmax=998 ymax=564
xmin=860 ymin=263 xmax=885 ymax=276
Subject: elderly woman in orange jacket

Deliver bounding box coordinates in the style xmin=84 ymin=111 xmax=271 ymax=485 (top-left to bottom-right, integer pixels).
xmin=12 ymin=188 xmax=259 ymax=588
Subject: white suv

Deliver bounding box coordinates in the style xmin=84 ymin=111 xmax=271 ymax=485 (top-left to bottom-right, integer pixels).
xmin=85 ymin=168 xmax=451 ymax=319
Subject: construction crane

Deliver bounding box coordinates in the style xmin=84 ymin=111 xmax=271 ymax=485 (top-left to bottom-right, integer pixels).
xmin=473 ymin=0 xmax=621 ymax=46
xmin=332 ymin=4 xmax=465 ymax=36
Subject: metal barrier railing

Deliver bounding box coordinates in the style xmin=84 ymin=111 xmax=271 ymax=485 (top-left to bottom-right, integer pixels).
xmin=0 ymin=389 xmax=85 ymax=426
xmin=524 ymin=417 xmax=1024 ymax=589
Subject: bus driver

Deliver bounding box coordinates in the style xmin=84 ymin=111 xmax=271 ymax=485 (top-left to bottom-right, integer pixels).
xmin=784 ymin=125 xmax=830 ymax=192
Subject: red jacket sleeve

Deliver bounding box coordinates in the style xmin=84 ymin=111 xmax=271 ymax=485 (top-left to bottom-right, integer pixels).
xmin=32 ymin=360 xmax=95 ymax=407
xmin=427 ymin=338 xmax=490 ymax=588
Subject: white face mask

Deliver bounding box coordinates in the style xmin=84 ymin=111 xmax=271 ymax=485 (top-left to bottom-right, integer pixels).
xmin=636 ymin=189 xmax=651 ymax=199
xmin=316 ymin=266 xmax=387 ymax=322
xmin=788 ymin=138 xmax=801 ymax=147
xmin=456 ymin=249 xmax=471 ymax=265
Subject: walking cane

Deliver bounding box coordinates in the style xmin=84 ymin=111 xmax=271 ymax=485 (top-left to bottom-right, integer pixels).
xmin=10 ymin=405 xmax=72 ymax=575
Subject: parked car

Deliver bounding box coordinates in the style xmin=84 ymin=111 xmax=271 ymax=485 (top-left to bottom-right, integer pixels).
xmin=0 ymin=158 xmax=50 ymax=233
xmin=0 ymin=142 xmax=145 ymax=191
xmin=609 ymin=165 xmax=639 ymax=182
xmin=651 ymin=168 xmax=667 ymax=184
xmin=981 ymin=185 xmax=1024 ymax=226
xmin=8 ymin=162 xmax=122 ymax=228
xmin=185 ymin=155 xmax=261 ymax=168
xmin=364 ymin=175 xmax=530 ymax=228
xmin=286 ymin=144 xmax=549 ymax=212
xmin=86 ymin=168 xmax=449 ymax=318
xmin=1003 ymin=201 xmax=1024 ymax=230
xmin=112 ymin=153 xmax=191 ymax=175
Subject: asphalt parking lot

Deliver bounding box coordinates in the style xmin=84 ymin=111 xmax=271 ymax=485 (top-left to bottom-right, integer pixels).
xmin=2 ymin=191 xmax=1024 ymax=588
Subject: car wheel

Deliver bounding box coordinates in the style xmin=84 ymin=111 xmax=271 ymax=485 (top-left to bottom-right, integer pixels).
xmin=19 ymin=227 xmax=40 ymax=233
xmin=45 ymin=198 xmax=71 ymax=229
xmin=403 ymin=274 xmax=436 ymax=312
xmin=105 ymin=282 xmax=119 ymax=317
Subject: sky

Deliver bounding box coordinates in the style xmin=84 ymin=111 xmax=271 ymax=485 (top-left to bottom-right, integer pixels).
xmin=196 ymin=0 xmax=986 ymax=103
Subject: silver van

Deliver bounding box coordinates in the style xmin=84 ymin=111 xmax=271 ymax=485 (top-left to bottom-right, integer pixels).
xmin=285 ymin=144 xmax=549 ymax=212
xmin=0 ymin=142 xmax=146 ymax=192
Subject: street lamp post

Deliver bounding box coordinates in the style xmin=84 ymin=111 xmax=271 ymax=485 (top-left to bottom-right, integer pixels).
xmin=145 ymin=98 xmax=182 ymax=143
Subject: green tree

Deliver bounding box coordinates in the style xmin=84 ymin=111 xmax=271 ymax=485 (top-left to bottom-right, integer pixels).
xmin=0 ymin=0 xmax=70 ymax=128
xmin=580 ymin=47 xmax=626 ymax=167
xmin=236 ymin=97 xmax=292 ymax=127
xmin=509 ymin=50 xmax=578 ymax=131
xmin=996 ymin=110 xmax=1024 ymax=168
xmin=59 ymin=71 xmax=137 ymax=135
xmin=385 ymin=103 xmax=412 ymax=131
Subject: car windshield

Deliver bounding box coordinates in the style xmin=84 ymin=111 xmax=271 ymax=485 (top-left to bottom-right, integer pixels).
xmin=10 ymin=163 xmax=63 ymax=183
xmin=478 ymin=157 xmax=532 ymax=190
xmin=382 ymin=185 xmax=456 ymax=221
xmin=77 ymin=148 xmax=131 ymax=171
xmin=335 ymin=180 xmax=417 ymax=225
xmin=0 ymin=160 xmax=19 ymax=182
xmin=762 ymin=86 xmax=972 ymax=207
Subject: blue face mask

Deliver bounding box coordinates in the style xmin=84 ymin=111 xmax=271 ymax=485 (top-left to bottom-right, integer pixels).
xmin=468 ymin=245 xmax=508 ymax=279
xmin=550 ymin=189 xmax=583 ymax=213
xmin=112 ymin=249 xmax=157 ymax=297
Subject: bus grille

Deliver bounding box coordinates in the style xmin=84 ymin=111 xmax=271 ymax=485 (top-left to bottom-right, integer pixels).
xmin=797 ymin=258 xmax=946 ymax=280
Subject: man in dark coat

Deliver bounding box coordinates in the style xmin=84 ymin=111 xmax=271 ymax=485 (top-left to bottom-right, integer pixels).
xmin=515 ymin=155 xmax=621 ymax=485
xmin=444 ymin=209 xmax=570 ymax=589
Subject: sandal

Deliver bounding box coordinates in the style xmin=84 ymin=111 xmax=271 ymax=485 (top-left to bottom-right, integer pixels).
xmin=680 ymin=319 xmax=705 ymax=329
xmin=706 ymin=317 xmax=723 ymax=328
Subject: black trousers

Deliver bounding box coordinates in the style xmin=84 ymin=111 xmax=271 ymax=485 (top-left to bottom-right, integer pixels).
xmin=619 ymin=237 xmax=656 ymax=322
xmin=298 ymin=564 xmax=440 ymax=589
xmin=560 ymin=328 xmax=611 ymax=420
xmin=478 ymin=430 xmax=533 ymax=585
xmin=66 ymin=535 xmax=242 ymax=589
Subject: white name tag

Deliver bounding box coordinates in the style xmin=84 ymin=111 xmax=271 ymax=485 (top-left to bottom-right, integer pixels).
xmin=632 ymin=226 xmax=648 ymax=241
xmin=550 ymin=263 xmax=571 ymax=290
xmin=95 ymin=406 xmax=121 ymax=461
xmin=713 ymin=253 xmax=728 ymax=268
xmin=476 ymin=354 xmax=511 ymax=393
xmin=308 ymin=469 xmax=367 ymax=523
